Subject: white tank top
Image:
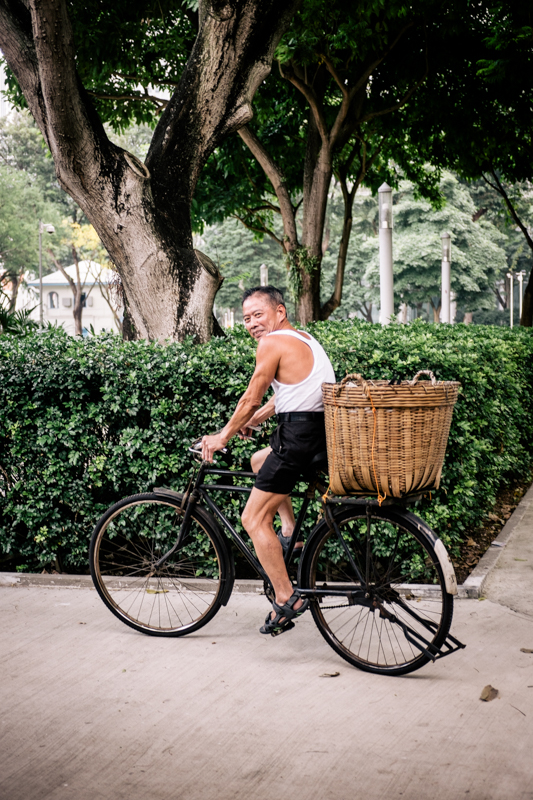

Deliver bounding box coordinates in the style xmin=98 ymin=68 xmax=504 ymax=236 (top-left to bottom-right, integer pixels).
xmin=267 ymin=330 xmax=336 ymax=413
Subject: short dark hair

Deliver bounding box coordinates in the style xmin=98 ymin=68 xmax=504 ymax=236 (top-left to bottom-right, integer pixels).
xmin=242 ymin=285 xmax=286 ymax=309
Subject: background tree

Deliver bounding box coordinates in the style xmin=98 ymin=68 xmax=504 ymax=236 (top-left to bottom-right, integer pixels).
xmin=195 ymin=0 xmax=439 ymax=323
xmin=0 ymin=0 xmax=300 ymax=342
xmin=391 ymin=0 xmax=533 ymax=324
xmin=0 ymin=165 xmax=63 ymax=310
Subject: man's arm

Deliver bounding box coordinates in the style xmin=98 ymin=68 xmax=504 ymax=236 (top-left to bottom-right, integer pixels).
xmin=240 ymin=394 xmax=276 ymax=434
xmin=201 ymin=338 xmax=280 ymax=461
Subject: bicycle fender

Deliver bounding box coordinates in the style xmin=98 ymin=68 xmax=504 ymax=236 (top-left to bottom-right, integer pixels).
xmin=433 ymin=539 xmax=458 ymax=596
xmin=400 ymin=509 xmax=458 ymax=596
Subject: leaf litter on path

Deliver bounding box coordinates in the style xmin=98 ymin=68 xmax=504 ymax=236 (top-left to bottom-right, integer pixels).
xmin=480 ymin=685 xmax=499 ymax=701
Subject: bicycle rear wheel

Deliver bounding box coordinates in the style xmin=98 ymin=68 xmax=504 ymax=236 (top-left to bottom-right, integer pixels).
xmin=90 ymin=493 xmax=229 ymax=636
xmin=300 ymin=505 xmax=454 ymax=676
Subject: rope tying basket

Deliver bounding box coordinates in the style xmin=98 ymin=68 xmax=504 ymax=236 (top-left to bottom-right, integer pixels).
xmin=322 ymin=371 xmax=460 ymax=501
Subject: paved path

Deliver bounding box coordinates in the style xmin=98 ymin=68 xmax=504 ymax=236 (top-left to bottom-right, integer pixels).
xmin=1 ymin=491 xmax=532 ymax=800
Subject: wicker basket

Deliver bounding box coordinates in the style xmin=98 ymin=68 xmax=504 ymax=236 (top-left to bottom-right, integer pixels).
xmin=322 ymin=371 xmax=460 ymax=499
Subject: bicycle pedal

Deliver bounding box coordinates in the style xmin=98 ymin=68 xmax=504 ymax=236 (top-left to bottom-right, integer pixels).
xmin=271 ymin=621 xmax=295 ymax=637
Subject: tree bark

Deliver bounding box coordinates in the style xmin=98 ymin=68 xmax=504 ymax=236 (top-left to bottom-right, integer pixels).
xmin=240 ymin=23 xmax=423 ymax=324
xmin=0 ymin=0 xmax=300 ymax=341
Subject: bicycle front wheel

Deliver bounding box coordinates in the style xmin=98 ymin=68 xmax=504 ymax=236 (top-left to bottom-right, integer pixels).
xmin=300 ymin=505 xmax=454 ymax=676
xmin=90 ymin=493 xmax=229 ymax=636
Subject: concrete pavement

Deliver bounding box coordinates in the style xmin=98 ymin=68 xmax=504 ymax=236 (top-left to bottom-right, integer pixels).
xmin=1 ymin=488 xmax=532 ymax=800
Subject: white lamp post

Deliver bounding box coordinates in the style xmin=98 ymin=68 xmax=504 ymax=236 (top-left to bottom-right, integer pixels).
xmin=441 ymin=232 xmax=451 ymax=323
xmin=260 ymin=263 xmax=268 ymax=286
xmin=378 ymin=183 xmax=394 ymax=324
xmin=39 ymin=220 xmax=55 ymax=327
xmin=506 ymin=272 xmax=513 ymax=329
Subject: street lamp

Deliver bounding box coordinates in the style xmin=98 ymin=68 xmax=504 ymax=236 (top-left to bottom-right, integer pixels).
xmin=378 ymin=183 xmax=394 ymax=324
xmin=441 ymin=232 xmax=451 ymax=323
xmin=260 ymin=263 xmax=268 ymax=286
xmin=506 ymin=272 xmax=513 ymax=329
xmin=39 ymin=220 xmax=55 ymax=327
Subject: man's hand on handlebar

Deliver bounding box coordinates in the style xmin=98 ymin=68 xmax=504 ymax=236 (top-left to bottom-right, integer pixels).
xmin=238 ymin=415 xmax=262 ymax=441
xmin=201 ymin=432 xmax=229 ymax=462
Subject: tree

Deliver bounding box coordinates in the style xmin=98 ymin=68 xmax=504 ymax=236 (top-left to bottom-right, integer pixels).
xmin=0 ymin=0 xmax=300 ymax=342
xmin=47 ymin=222 xmax=121 ymax=336
xmin=0 ymin=165 xmax=62 ymax=310
xmin=390 ymin=0 xmax=533 ymax=324
xmin=194 ymin=0 xmax=438 ymax=323
xmin=339 ymin=173 xmax=508 ymax=322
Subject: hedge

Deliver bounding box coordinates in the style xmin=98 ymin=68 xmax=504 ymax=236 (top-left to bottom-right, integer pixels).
xmin=0 ymin=321 xmax=532 ymax=572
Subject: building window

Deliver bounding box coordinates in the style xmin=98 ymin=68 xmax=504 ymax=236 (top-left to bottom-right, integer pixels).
xmin=48 ymin=291 xmax=59 ymax=309
xmin=81 ymin=293 xmax=87 ymax=308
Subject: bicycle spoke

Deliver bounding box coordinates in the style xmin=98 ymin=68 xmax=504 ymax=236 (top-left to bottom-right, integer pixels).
xmin=91 ymin=495 xmax=226 ymax=635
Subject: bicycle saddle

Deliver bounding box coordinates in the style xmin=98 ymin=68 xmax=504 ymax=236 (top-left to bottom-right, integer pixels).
xmin=310 ymin=450 xmax=328 ymax=472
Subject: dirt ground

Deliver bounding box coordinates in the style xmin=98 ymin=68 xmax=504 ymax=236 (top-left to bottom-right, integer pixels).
xmin=452 ymin=471 xmax=533 ymax=583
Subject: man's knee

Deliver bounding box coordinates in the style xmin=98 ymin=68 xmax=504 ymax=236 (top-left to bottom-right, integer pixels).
xmin=241 ymin=505 xmax=253 ymax=533
xmin=251 ymin=446 xmax=271 ymax=474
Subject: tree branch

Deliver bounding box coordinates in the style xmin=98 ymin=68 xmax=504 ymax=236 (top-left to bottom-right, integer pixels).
xmin=279 ymin=60 xmax=330 ymax=146
xmin=86 ymin=90 xmax=168 ymax=110
xmin=47 ymin=248 xmax=77 ymax=294
xmin=147 ymin=0 xmax=302 ymax=199
xmin=238 ymin=125 xmax=298 ymax=249
xmin=483 ymin=171 xmax=533 ymax=253
xmin=231 ymin=213 xmax=283 ymax=247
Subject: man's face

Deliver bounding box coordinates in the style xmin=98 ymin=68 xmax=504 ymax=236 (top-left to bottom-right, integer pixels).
xmin=242 ymin=294 xmax=285 ymax=340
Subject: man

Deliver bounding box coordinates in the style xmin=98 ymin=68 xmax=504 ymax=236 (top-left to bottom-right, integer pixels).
xmin=202 ymin=286 xmax=335 ymax=635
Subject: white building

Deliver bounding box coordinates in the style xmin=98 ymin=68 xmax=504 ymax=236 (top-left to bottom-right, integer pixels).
xmin=25 ymin=261 xmax=122 ymax=335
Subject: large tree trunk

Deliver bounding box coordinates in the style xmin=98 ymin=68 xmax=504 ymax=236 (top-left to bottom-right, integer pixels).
xmin=0 ymin=0 xmax=300 ymax=342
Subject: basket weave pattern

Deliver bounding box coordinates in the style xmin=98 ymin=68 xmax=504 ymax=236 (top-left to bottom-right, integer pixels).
xmin=322 ymin=372 xmax=460 ymax=498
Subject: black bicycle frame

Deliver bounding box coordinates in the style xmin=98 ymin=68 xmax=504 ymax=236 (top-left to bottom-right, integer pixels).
xmin=197 ymin=461 xmax=314 ymax=584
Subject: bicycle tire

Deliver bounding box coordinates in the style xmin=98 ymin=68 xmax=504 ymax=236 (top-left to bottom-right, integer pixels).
xmin=299 ymin=504 xmax=454 ymax=676
xmin=90 ymin=493 xmax=230 ymax=636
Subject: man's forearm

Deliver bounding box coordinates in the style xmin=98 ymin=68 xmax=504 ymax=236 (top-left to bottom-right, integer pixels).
xmin=250 ymin=395 xmax=276 ymax=425
xmin=220 ymin=396 xmax=261 ymax=442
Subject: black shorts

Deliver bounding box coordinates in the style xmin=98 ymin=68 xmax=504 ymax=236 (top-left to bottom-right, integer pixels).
xmin=254 ymin=413 xmax=327 ymax=495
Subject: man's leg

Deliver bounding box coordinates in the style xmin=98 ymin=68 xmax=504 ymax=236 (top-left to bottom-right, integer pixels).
xmin=241 ymin=487 xmax=303 ymax=611
xmin=251 ymin=447 xmax=295 ymax=537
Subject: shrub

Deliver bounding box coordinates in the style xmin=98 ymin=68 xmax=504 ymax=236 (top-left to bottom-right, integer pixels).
xmin=0 ymin=321 xmax=532 ymax=572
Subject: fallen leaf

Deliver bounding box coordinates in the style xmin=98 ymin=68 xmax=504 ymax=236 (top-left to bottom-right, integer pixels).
xmin=520 ymin=648 xmax=533 ymax=654
xmin=319 ymin=672 xmax=340 ymax=678
xmin=466 ymin=538 xmax=477 ymax=547
xmin=480 ymin=685 xmax=499 ymax=701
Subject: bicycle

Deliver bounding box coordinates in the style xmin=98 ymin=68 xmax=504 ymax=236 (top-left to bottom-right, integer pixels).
xmin=89 ymin=444 xmax=465 ymax=676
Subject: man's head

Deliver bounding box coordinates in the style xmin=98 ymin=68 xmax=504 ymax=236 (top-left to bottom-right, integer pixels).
xmin=242 ymin=286 xmax=288 ymax=340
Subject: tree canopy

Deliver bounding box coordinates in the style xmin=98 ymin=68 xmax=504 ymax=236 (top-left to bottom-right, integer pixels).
xmin=1 ymin=0 xmax=532 ymax=335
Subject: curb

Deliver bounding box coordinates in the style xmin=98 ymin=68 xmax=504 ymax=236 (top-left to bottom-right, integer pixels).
xmin=2 ymin=483 xmax=532 ymax=597
xmin=458 ymin=480 xmax=533 ymax=599
xmin=0 ymin=571 xmax=267 ymax=594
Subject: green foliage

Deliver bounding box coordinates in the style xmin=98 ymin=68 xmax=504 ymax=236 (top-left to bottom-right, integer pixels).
xmin=0 ymin=164 xmax=65 ymax=279
xmin=363 ymin=174 xmax=508 ymax=314
xmin=0 ymin=322 xmax=531 ymax=573
xmin=0 ymin=305 xmax=38 ymax=335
